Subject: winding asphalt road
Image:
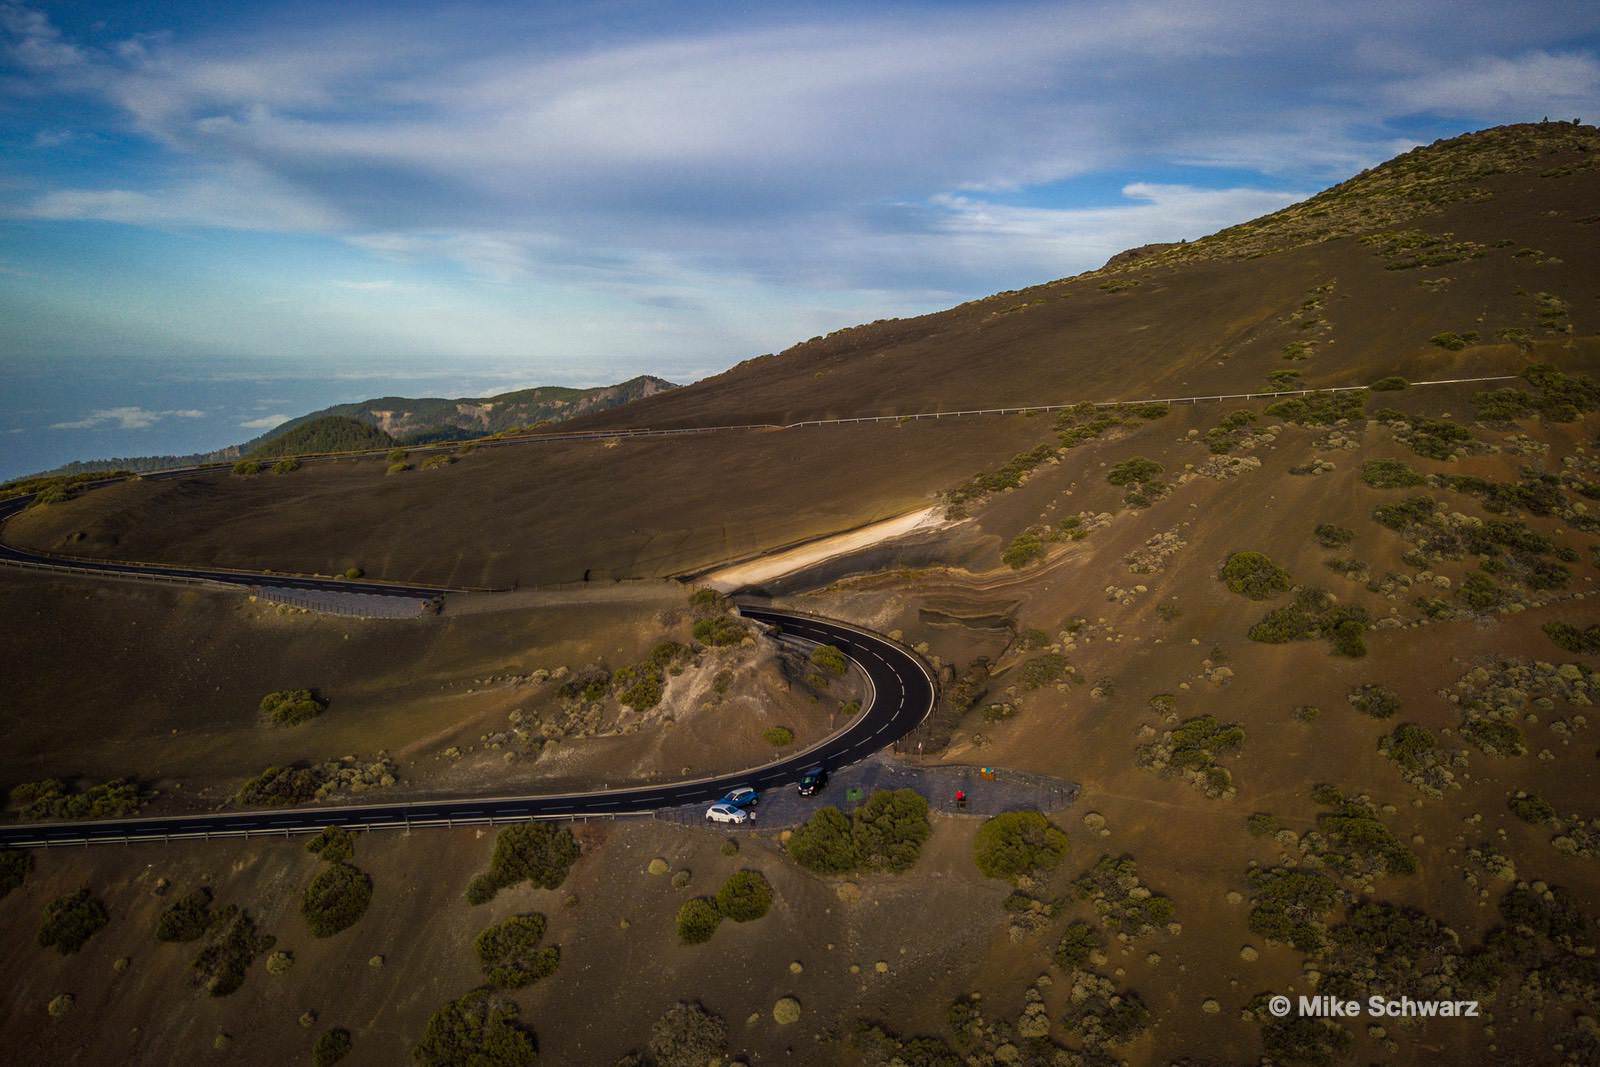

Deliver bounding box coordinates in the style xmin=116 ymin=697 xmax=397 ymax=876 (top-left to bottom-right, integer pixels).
xmin=0 ymin=605 xmax=936 ymax=848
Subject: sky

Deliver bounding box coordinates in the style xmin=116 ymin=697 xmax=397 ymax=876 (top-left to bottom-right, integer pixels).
xmin=2 ymin=0 xmax=1598 ymax=477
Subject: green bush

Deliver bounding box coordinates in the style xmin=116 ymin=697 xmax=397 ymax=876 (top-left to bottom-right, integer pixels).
xmin=260 ymin=688 xmax=327 ymax=726
xmin=675 ymin=897 xmax=722 ymax=944
xmin=810 ymin=644 xmax=849 ymax=676
xmin=302 ymin=862 xmax=372 ymax=938
xmin=1472 ymin=388 xmax=1537 ymax=421
xmin=412 ymin=989 xmax=536 ymax=1067
xmin=715 ymin=870 xmax=773 ymax=922
xmin=1429 ymin=330 xmax=1478 ymax=351
xmin=763 ymin=726 xmax=795 ymax=746
xmin=1544 ymin=621 xmax=1600 ymax=654
xmin=155 ymin=887 xmax=215 ymax=942
xmin=1507 ymin=791 xmax=1556 ymax=825
xmin=272 ymin=457 xmax=301 ymax=475
xmin=1246 ymin=813 xmax=1280 ymax=836
xmin=313 ymin=1028 xmax=352 ymax=1067
xmin=849 ymin=789 xmax=931 ymax=873
xmin=39 ymin=888 xmax=109 ymax=954
xmin=1347 ymin=684 xmax=1400 ymax=719
xmin=973 ymin=811 xmax=1068 ymax=881
xmin=787 ymin=807 xmax=857 ymax=874
xmin=9 ymin=778 xmax=145 ymax=820
xmin=1313 ymin=523 xmax=1355 ymax=548
xmin=0 ymin=848 xmax=33 ymax=899
xmin=192 ymin=904 xmax=275 ymax=996
xmin=306 ymin=826 xmax=355 ymax=864
xmin=692 ymin=615 xmax=746 ymax=646
xmin=1247 ymin=866 xmax=1342 ymax=953
xmin=1459 ymin=571 xmax=1504 ymax=610
xmin=1017 ymin=653 xmax=1069 ymax=689
xmin=1369 ymin=376 xmax=1409 ymax=391
xmin=343 ymin=566 xmax=363 ymax=579
xmin=468 ymin=823 xmax=581 ymax=904
xmin=688 ymin=588 xmax=728 ymax=616
xmin=1220 ymin=551 xmax=1291 ymax=599
xmin=475 ymin=913 xmax=560 ymax=988
xmin=1106 ymin=457 xmax=1162 ymax=487
xmin=1002 ymin=530 xmax=1047 ymax=569
xmin=235 ymin=765 xmax=324 ymax=807
xmin=232 ymin=459 xmax=262 ymax=476
xmin=642 ymin=1002 xmax=727 ymax=1067
xmin=1054 ymin=919 xmax=1102 ymax=972
xmin=1360 ymin=459 xmax=1424 ymax=488
xmin=1264 ymin=390 xmax=1366 ymax=425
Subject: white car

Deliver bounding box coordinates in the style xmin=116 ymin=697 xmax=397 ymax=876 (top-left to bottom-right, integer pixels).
xmin=705 ymin=803 xmax=752 ymax=825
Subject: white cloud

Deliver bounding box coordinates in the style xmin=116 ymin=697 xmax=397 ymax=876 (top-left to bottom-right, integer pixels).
xmin=14 ymin=162 xmax=342 ymax=232
xmin=238 ymin=413 xmax=290 ymax=430
xmin=1382 ymin=51 xmax=1600 ymax=117
xmin=50 ymin=406 xmax=206 ymax=430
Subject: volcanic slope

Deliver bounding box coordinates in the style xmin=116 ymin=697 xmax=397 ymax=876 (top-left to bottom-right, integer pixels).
xmin=8 ymin=122 xmax=1598 ymax=593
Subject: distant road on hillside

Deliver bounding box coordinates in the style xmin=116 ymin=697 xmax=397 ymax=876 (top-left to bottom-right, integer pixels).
xmin=0 ymin=606 xmax=936 ymax=848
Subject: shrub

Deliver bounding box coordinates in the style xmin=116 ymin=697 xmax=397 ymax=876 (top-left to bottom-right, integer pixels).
xmin=692 ymin=615 xmax=746 ymax=646
xmin=715 ymin=870 xmax=773 ymax=922
xmin=1106 ymin=457 xmax=1162 ymax=486
xmin=763 ymin=726 xmax=795 ymax=746
xmin=1459 ymin=571 xmax=1504 ymax=610
xmin=1220 ymin=551 xmax=1291 ymax=599
xmin=9 ymin=777 xmax=145 ymax=820
xmin=1314 ymin=523 xmax=1354 ymax=548
xmin=306 ymin=826 xmax=355 ymax=863
xmin=787 ymin=807 xmax=857 ymax=874
xmin=0 ymin=848 xmax=32 ymax=899
xmin=1360 ymin=459 xmax=1424 ymax=489
xmin=475 ymin=913 xmax=560 ymax=988
xmin=342 ymin=566 xmax=363 ymax=579
xmin=1054 ymin=920 xmax=1102 ymax=972
xmin=265 ymin=949 xmax=293 ymax=974
xmin=260 ymin=688 xmax=327 ymax=726
xmin=1264 ymin=390 xmax=1365 ymax=425
xmin=1246 ymin=813 xmax=1280 ymax=836
xmin=313 ymin=1028 xmax=352 ymax=1067
xmin=1248 ymin=867 xmax=1342 ymax=953
xmin=272 ymin=457 xmax=301 ymax=475
xmin=38 ymin=888 xmax=109 ymax=954
xmin=675 ymin=898 xmax=722 ymax=944
xmin=1002 ymin=530 xmax=1047 ymax=569
xmin=849 ymin=789 xmax=931 ymax=873
xmin=1544 ymin=621 xmax=1600 ymax=654
xmin=810 ymin=644 xmax=849 ymax=676
xmin=302 ymin=862 xmax=372 ymax=938
xmin=1017 ymin=653 xmax=1069 ymax=689
xmin=1508 ymin=791 xmax=1556 ymax=825
xmin=192 ymin=904 xmax=275 ymax=996
xmin=155 ymin=887 xmax=215 ymax=942
xmin=1430 ymin=331 xmax=1479 ymax=351
xmin=232 ymin=459 xmax=262 ymax=476
xmin=412 ymin=990 xmax=536 ymax=1067
xmin=644 ymin=1001 xmax=727 ymax=1067
xmin=385 ymin=461 xmax=410 ymax=475
xmin=973 ymin=811 xmax=1068 ymax=881
xmin=235 ymin=765 xmax=323 ymax=807
xmin=1347 ymin=684 xmax=1400 ymax=719
xmin=469 ymin=823 xmax=581 ymax=904
xmin=1369 ymin=376 xmax=1409 ymax=391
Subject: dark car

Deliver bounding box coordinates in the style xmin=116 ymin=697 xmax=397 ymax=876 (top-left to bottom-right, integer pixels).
xmin=797 ymin=768 xmax=828 ymax=796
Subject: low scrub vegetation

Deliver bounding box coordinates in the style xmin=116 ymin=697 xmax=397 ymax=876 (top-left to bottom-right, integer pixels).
xmin=302 ymin=862 xmax=372 ymax=938
xmin=466 ymin=823 xmax=580 ymax=905
xmin=1360 ymin=459 xmax=1424 ymax=488
xmin=192 ymin=904 xmax=275 ymax=996
xmin=674 ymin=897 xmax=722 ymax=944
xmin=475 ymin=913 xmax=560 ymax=988
xmin=973 ymin=810 xmax=1069 ymax=882
xmin=0 ymin=849 xmax=33 ymax=899
xmin=9 ymin=777 xmax=146 ymax=820
xmin=1264 ymin=390 xmax=1365 ymax=425
xmin=788 ymin=790 xmax=932 ymax=875
xmin=1544 ymin=621 xmax=1600 ymax=654
xmin=1248 ymin=588 xmax=1370 ymax=657
xmin=413 ymin=989 xmax=536 ymax=1066
xmin=1220 ymin=551 xmax=1291 ymax=599
xmin=691 ymin=615 xmax=746 ymax=647
xmin=156 ymin=886 xmax=215 ymax=942
xmin=260 ymin=688 xmax=327 ymax=726
xmin=38 ymin=888 xmax=109 ymax=954
xmin=714 ymin=870 xmax=774 ymax=922
xmin=312 ymin=1028 xmax=352 ymax=1067
xmin=1313 ymin=523 xmax=1355 ymax=548
xmin=627 ymin=1001 xmax=728 ymax=1067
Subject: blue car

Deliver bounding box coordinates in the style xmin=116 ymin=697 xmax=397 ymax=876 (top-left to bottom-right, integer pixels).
xmin=719 ymin=786 xmax=759 ymax=809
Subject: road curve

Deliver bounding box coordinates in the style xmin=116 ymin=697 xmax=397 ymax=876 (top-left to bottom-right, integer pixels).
xmin=0 ymin=605 xmax=936 ymax=848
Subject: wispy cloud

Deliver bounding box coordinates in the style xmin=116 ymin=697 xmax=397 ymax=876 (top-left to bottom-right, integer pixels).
xmin=238 ymin=412 xmax=289 ymax=429
xmin=50 ymin=406 xmax=205 ymax=430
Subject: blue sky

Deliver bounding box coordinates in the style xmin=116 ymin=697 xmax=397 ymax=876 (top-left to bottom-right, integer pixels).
xmin=2 ymin=0 xmax=1598 ymax=477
